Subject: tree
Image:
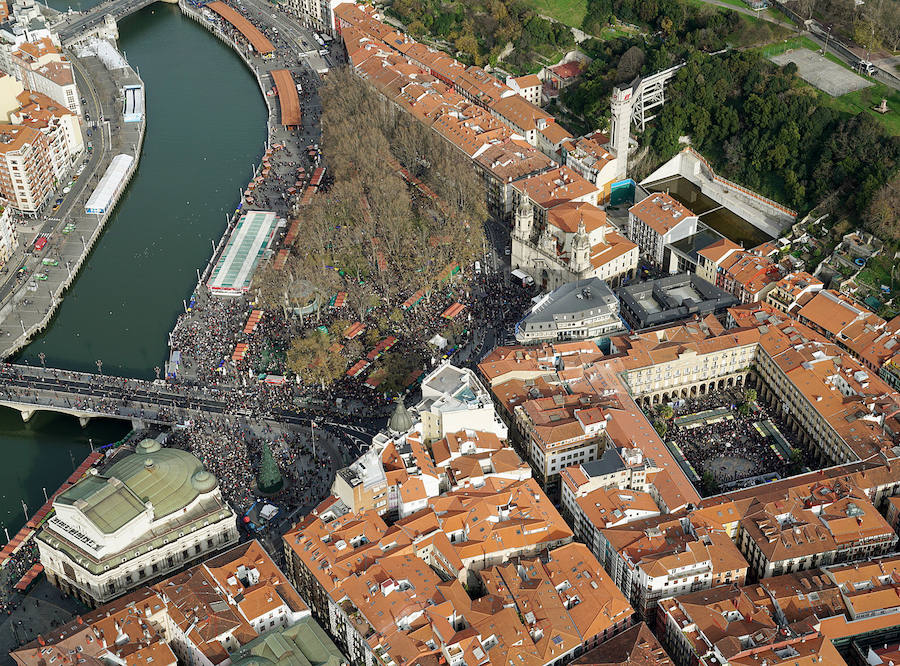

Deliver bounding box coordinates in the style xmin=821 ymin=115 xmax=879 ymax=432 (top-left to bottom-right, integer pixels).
xmin=656 ymin=403 xmax=674 ymax=420
xmin=616 ymin=46 xmax=645 ymax=83
xmin=287 ymin=331 xmax=346 ymax=388
xmin=653 ymin=418 xmax=668 ymax=437
xmin=743 ymin=388 xmax=757 ymax=405
xmin=257 ymin=442 xmax=284 ymax=494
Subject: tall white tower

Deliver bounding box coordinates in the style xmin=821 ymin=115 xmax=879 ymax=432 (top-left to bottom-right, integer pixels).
xmin=514 ymin=196 xmax=534 ymax=242
xmin=571 ymin=218 xmax=591 ymax=274
xmin=610 ymin=85 xmax=634 ymax=182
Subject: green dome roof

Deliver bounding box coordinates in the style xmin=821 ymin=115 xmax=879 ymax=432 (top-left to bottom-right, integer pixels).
xmin=56 ymin=446 xmax=210 ymax=534
xmin=136 ymin=438 xmax=162 ymax=454
xmin=191 ymin=469 xmax=218 ymax=493
xmin=231 ymin=657 xmax=277 ymax=666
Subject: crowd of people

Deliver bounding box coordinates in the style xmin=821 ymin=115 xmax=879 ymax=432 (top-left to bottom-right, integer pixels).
xmin=669 ymin=393 xmax=803 ymax=493
xmin=0 ymin=542 xmax=38 ymax=613
xmin=166 ymin=417 xmax=340 ymax=517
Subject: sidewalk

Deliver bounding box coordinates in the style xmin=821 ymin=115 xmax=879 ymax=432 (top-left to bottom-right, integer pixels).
xmin=0 ymin=579 xmax=87 ymax=664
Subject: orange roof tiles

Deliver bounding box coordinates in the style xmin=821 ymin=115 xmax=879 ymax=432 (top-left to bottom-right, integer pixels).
xmin=629 ymin=193 xmax=696 ymax=236
xmin=206 ymin=2 xmax=274 ymax=54
xmin=271 ymin=69 xmax=301 ymax=126
xmin=515 ymin=166 xmax=599 ymax=210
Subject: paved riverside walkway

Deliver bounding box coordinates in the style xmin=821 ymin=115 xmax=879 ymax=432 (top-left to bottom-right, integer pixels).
xmin=0 ymin=50 xmax=145 ymax=359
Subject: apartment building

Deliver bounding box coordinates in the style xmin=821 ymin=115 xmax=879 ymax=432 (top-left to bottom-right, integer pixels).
xmin=285 ymin=0 xmax=347 ymax=35
xmin=570 ymin=622 xmax=672 ymax=666
xmin=765 ymin=270 xmax=823 ymax=314
xmin=735 ymin=479 xmax=897 ymax=580
xmin=332 ymin=418 xmax=528 ymax=518
xmin=283 ymin=480 xmax=594 ymax=666
xmin=478 ymin=341 xmax=701 ymax=510
xmin=627 ymin=193 xmax=698 ymax=268
xmin=610 ymin=320 xmax=759 ymax=408
xmin=506 ymin=73 xmax=542 ymax=104
xmin=728 ymin=303 xmax=900 ymax=466
xmin=12 ymin=89 xmax=82 ymax=179
xmin=658 ymin=583 xmax=846 ymax=666
xmin=473 ymin=138 xmax=554 ymax=219
xmin=595 ymin=513 xmax=748 ymax=624
xmin=560 ymin=446 xmax=660 ymax=521
xmin=415 ymin=362 xmax=509 ymax=443
xmin=0 ymin=204 xmax=15 ymax=266
xmin=562 ymin=131 xmax=618 ymax=198
xmin=512 ymin=166 xmax=600 ymax=228
xmin=10 ymin=38 xmax=81 ymax=115
xmin=0 ymin=122 xmax=53 ymax=213
xmin=13 ymin=541 xmax=327 ymax=666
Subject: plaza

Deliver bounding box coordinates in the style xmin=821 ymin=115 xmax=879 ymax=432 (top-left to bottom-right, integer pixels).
xmin=662 ymin=390 xmax=805 ymax=495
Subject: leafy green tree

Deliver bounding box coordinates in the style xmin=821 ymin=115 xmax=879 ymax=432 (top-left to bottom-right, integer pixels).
xmin=653 ymin=419 xmax=668 ymax=437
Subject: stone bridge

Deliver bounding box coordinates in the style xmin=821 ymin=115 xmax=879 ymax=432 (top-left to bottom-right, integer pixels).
xmin=57 ymin=0 xmax=178 ymax=46
xmin=0 ymin=365 xmax=229 ymax=428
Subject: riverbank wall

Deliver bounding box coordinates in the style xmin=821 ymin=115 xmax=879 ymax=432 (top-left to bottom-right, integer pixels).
xmin=0 ymin=55 xmax=146 ymax=359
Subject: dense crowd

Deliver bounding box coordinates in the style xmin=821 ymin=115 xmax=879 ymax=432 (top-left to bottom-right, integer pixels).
xmin=166 ymin=418 xmax=339 ymax=515
xmin=671 ymin=394 xmax=802 ymax=490
xmin=0 ymin=542 xmax=38 ymax=613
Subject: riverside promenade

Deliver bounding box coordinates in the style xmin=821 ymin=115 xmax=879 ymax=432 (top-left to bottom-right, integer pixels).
xmin=172 ymin=0 xmax=326 ymax=342
xmin=0 ymin=47 xmax=145 ymax=359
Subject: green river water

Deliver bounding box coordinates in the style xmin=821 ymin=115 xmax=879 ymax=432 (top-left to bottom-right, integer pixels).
xmin=0 ymin=2 xmax=267 ymax=534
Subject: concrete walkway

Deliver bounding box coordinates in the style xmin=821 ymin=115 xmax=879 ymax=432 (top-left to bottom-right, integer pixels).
xmin=0 ymin=579 xmax=87 ymax=664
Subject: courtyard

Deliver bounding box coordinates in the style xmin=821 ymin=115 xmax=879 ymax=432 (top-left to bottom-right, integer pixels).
xmin=660 ymin=389 xmax=806 ymax=496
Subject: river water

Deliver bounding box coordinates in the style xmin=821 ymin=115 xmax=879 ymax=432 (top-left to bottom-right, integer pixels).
xmin=0 ymin=3 xmax=267 ymax=535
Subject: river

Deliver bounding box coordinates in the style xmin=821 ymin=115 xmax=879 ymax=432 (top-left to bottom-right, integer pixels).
xmin=0 ymin=2 xmax=268 ymax=535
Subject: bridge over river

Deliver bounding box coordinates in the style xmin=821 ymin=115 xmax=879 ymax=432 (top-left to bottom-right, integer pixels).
xmin=56 ymin=0 xmax=177 ymax=45
xmin=0 ymin=364 xmax=361 ymax=428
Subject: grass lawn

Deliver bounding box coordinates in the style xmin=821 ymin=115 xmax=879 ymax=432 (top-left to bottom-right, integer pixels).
xmin=713 ymin=0 xmax=751 ymax=9
xmin=758 ymin=35 xmax=820 ymax=57
xmin=830 ymin=83 xmax=900 ymax=135
xmin=762 ymin=39 xmax=900 ymax=135
xmin=726 ymin=13 xmax=791 ymax=47
xmin=522 ymin=0 xmax=587 ymax=28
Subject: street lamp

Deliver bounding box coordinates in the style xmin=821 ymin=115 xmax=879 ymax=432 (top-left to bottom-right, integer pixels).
xmin=39 ymin=352 xmax=45 ymax=368
xmin=96 ymin=359 xmax=102 ymax=374
xmin=154 ymin=366 xmax=161 ymax=380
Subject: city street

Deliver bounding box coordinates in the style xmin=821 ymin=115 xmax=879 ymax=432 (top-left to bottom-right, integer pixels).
xmin=0 ymin=52 xmax=143 ymax=358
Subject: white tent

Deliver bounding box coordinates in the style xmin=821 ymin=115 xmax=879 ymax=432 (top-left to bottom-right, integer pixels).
xmin=84 ymin=154 xmax=133 ymax=215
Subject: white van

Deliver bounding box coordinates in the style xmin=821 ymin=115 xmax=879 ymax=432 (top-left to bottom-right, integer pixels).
xmin=474 ymin=261 xmax=482 ymax=274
